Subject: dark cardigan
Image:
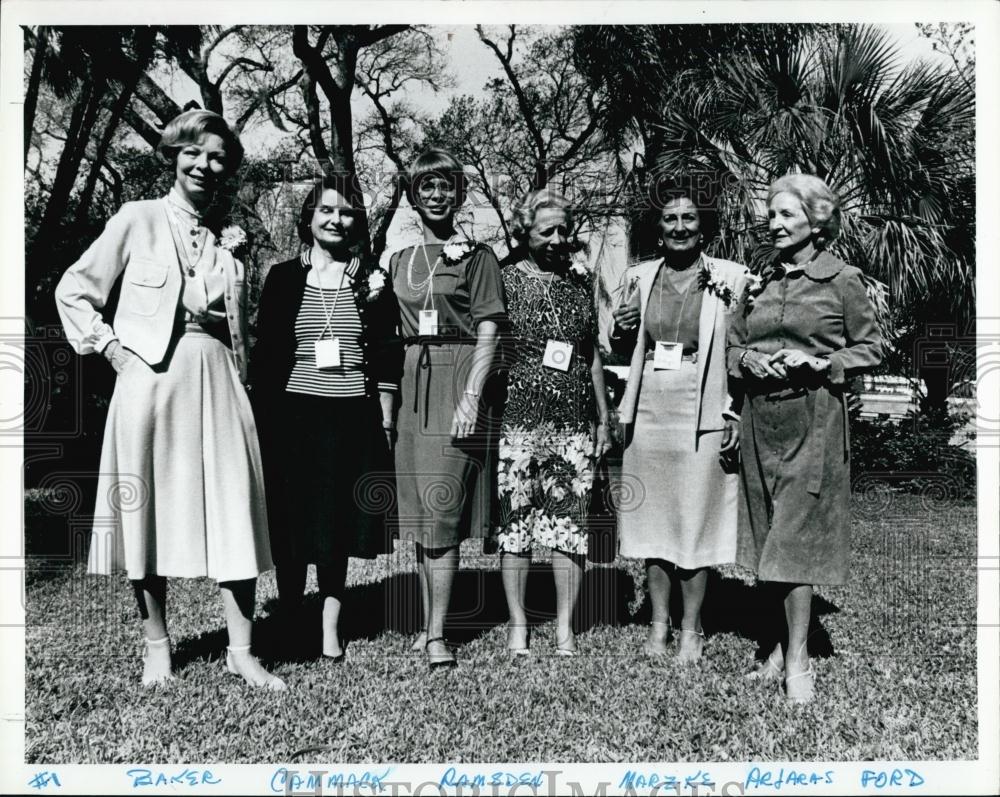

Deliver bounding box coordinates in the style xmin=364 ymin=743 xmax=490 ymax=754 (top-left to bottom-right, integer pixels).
xmin=249 ymin=254 xmax=402 ymax=403
xmin=249 ymin=254 xmax=402 ymax=530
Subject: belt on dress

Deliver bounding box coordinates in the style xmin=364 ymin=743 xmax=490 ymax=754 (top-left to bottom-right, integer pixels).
xmin=749 ymin=382 xmax=846 ymax=496
xmin=403 ymin=335 xmax=477 ymax=428
xmin=643 ymin=350 xmax=698 ymax=362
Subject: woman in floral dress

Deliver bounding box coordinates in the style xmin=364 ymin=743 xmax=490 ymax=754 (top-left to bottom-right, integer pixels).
xmin=496 ymin=189 xmax=612 ymax=656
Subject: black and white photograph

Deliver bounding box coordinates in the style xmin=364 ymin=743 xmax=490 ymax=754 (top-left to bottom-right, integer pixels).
xmin=2 ymin=1 xmax=998 ymax=794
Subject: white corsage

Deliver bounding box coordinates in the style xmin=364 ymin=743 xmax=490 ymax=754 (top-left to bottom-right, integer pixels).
xmin=743 ymin=273 xmax=765 ymax=308
xmin=218 ymin=225 xmax=247 ymax=252
xmin=366 ymin=268 xmax=388 ymax=302
xmin=441 ymin=238 xmax=476 ymax=265
xmin=568 ymin=260 xmax=590 ymax=281
xmin=699 ymin=259 xmax=751 ymax=310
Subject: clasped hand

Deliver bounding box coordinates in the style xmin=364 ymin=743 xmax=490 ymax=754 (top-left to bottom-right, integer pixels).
xmin=741 ymin=348 xmax=829 ymax=380
xmin=612 ymin=304 xmax=640 ymax=331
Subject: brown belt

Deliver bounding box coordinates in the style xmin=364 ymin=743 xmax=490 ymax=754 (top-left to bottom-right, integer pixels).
xmin=644 ymin=350 xmax=698 ymax=363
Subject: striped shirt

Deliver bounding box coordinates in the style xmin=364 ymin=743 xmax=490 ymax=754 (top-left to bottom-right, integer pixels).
xmin=285 ymin=284 xmax=366 ymax=397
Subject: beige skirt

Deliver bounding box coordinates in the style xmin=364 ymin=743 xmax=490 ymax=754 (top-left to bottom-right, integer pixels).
xmin=618 ymin=359 xmax=737 ymax=568
xmin=87 ymin=325 xmax=272 ymax=581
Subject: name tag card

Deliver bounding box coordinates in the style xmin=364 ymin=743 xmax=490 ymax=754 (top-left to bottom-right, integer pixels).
xmin=653 ymin=341 xmax=682 ymax=370
xmin=314 ymin=338 xmax=341 ymax=369
xmin=419 ymin=309 xmax=439 ymax=336
xmin=542 ymin=339 xmax=573 ymax=372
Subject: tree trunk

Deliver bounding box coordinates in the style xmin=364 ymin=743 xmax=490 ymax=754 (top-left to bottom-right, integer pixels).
xmin=23 ymin=26 xmax=49 ymax=165
xmin=75 ymin=32 xmax=154 ymax=224
xmin=37 ymin=76 xmax=100 ymax=238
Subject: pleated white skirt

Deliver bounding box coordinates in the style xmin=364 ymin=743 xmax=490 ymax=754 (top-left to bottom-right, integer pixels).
xmin=87 ymin=326 xmax=273 ymax=581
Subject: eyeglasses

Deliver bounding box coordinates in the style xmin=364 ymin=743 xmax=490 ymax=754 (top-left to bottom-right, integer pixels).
xmin=416 ymin=178 xmax=458 ymax=197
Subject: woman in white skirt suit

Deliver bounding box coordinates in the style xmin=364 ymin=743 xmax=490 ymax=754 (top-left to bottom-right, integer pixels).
xmin=610 ymin=177 xmax=749 ymax=663
xmin=55 ymin=110 xmax=283 ymax=690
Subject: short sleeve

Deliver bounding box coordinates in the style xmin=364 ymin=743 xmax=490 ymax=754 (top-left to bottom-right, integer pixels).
xmin=467 ymin=245 xmax=507 ymax=325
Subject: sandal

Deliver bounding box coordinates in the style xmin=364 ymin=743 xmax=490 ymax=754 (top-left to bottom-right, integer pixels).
xmin=746 ymin=646 xmax=785 ymax=682
xmin=410 ymin=627 xmax=428 ymax=653
xmin=506 ymin=625 xmax=531 ymax=657
xmin=675 ymin=627 xmax=705 ymax=664
xmin=784 ymin=660 xmax=816 ymax=704
xmin=425 ymin=636 xmax=457 ymax=670
xmin=642 ymin=620 xmax=672 ymax=656
xmin=555 ymin=634 xmax=578 ymax=657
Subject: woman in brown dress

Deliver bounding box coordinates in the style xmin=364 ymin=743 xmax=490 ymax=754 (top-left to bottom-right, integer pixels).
xmin=727 ymin=173 xmax=883 ymax=703
xmin=387 ymin=149 xmax=506 ymax=669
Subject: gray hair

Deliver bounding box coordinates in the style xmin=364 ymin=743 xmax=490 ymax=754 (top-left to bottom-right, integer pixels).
xmin=767 ymin=173 xmax=842 ymax=248
xmin=510 ymin=189 xmax=576 ymax=242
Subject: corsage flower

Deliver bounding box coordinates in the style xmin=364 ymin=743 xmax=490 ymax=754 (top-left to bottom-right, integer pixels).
xmin=218 ymin=225 xmax=247 ymax=252
xmin=441 ymin=238 xmax=476 ymax=265
xmin=366 ymin=268 xmax=388 ymax=302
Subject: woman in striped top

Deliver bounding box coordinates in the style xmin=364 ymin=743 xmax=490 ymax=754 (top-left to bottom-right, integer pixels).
xmin=250 ymin=174 xmax=402 ymax=662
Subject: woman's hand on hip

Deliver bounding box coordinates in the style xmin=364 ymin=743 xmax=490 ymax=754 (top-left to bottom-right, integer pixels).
xmin=105 ymin=341 xmax=138 ymax=375
xmin=771 ymin=348 xmax=830 ymax=372
xmin=451 ymin=393 xmax=480 ymax=439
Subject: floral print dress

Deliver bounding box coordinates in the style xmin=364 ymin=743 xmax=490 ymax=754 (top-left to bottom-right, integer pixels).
xmin=496 ymin=263 xmax=598 ymax=556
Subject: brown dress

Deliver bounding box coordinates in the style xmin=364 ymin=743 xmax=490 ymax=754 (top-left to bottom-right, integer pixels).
xmin=389 ymin=242 xmax=506 ymax=548
xmin=726 ymin=252 xmax=883 ymax=585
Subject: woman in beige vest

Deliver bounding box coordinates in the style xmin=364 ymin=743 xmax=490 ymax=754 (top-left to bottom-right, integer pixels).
xmin=55 ymin=110 xmax=282 ymax=690
xmin=610 ymin=177 xmax=748 ymax=664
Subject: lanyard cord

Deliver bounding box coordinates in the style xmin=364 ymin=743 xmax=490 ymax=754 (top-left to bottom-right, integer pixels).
xmin=656 ymin=255 xmax=701 ymax=342
xmin=313 ymin=257 xmax=350 ymax=340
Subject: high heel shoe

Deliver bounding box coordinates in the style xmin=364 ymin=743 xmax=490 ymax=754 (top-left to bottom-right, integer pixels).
xmin=555 ymin=633 xmax=578 ymax=657
xmin=410 ymin=628 xmax=428 ymax=653
xmin=784 ymin=660 xmax=816 ymax=704
xmin=425 ymin=637 xmax=457 ymax=670
xmin=225 ymin=644 xmax=288 ymax=691
xmin=746 ymin=646 xmax=785 ymax=682
xmin=506 ymin=625 xmax=531 ymax=657
xmin=141 ymin=636 xmax=175 ymax=687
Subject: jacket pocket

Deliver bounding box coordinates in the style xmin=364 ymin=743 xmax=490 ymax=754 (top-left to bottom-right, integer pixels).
xmin=125 ymin=258 xmax=170 ymax=316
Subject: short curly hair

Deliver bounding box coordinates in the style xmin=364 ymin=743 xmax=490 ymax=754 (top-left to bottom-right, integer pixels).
xmin=510 ymin=189 xmax=576 ymax=243
xmin=403 ymin=148 xmax=468 ymax=209
xmin=767 ymin=173 xmax=842 ymax=248
xmin=156 ymin=109 xmax=244 ymax=174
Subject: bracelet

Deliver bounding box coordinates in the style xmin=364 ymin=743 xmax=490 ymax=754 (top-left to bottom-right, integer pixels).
xmin=463 ymin=389 xmax=480 ymax=398
xmin=738 ymin=349 xmax=753 ymax=369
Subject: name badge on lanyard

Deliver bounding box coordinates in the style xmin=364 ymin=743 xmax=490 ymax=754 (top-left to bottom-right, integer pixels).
xmin=542 ymin=339 xmax=573 ymax=372
xmin=419 ymin=309 xmax=439 ymax=337
xmin=653 ymin=340 xmax=682 ymax=370
xmin=314 ymin=338 xmax=341 ymax=369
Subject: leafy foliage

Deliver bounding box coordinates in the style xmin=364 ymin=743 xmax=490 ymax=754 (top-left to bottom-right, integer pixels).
xmin=850 ymin=405 xmax=975 ymax=498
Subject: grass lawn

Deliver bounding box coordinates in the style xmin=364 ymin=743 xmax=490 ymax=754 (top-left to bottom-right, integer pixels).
xmin=24 ymin=493 xmax=976 ymax=763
